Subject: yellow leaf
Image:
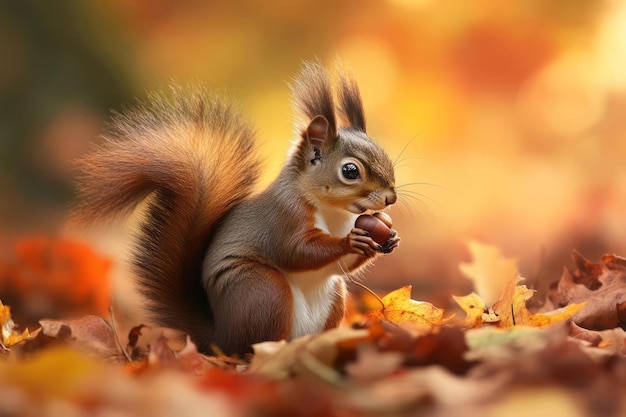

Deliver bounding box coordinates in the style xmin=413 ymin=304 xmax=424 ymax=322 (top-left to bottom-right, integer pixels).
xmin=527 ymin=302 xmax=587 ymax=328
xmin=459 ymin=241 xmax=519 ymax=307
xmin=366 ymin=286 xmax=444 ymax=334
xmin=0 ymin=346 xmax=106 ymax=399
xmin=0 ymin=300 xmax=12 ymax=341
xmin=453 ymin=292 xmax=486 ymax=327
xmin=0 ymin=299 xmax=36 ymax=347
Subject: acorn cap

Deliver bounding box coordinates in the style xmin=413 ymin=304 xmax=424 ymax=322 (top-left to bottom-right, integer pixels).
xmin=373 ymin=211 xmax=392 ymax=228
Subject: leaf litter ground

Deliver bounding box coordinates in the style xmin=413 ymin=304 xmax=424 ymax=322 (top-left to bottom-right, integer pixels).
xmin=1 ymin=238 xmax=626 ymax=416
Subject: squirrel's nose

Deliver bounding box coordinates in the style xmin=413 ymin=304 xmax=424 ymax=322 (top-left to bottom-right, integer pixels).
xmin=385 ymin=190 xmax=397 ymax=206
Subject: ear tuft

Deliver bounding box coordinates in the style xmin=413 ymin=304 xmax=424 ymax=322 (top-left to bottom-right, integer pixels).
xmin=291 ymin=60 xmax=338 ymax=138
xmin=336 ymin=61 xmax=366 ymax=131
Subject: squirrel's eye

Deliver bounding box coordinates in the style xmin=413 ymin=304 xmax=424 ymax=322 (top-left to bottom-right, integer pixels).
xmin=341 ymin=163 xmax=360 ymax=180
xmin=338 ymin=158 xmax=365 ymax=184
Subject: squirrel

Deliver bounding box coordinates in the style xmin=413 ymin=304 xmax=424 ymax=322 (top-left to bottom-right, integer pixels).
xmin=73 ymin=60 xmax=400 ymax=356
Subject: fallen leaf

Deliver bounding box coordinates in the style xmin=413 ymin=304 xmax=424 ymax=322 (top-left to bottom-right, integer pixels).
xmin=568 ymin=322 xmax=602 ymax=347
xmin=125 ymin=323 xmax=148 ymax=360
xmin=345 ymin=345 xmax=404 ymax=382
xmin=464 ymin=325 xmax=553 ymax=351
xmin=405 ymin=327 xmax=475 ymax=375
xmin=571 ymin=249 xmax=603 ymax=290
xmin=459 ymin=240 xmax=519 ymax=307
xmin=366 ymin=286 xmax=444 ymax=335
xmin=493 ymin=280 xmax=534 ymax=328
xmin=455 ymin=243 xmax=585 ymax=330
xmin=248 ymin=327 xmax=370 ymax=380
xmin=547 ymin=251 xmax=626 ymax=330
xmin=452 ymin=292 xmax=487 ymax=327
xmin=39 ymin=315 xmax=119 ymax=358
xmin=1 ymin=236 xmax=112 ymax=324
xmin=527 ymin=302 xmax=587 ymax=328
xmin=0 ymin=299 xmax=36 ymax=348
xmin=127 ymin=324 xmax=147 ymax=349
xmin=0 ymin=346 xmax=107 ymax=399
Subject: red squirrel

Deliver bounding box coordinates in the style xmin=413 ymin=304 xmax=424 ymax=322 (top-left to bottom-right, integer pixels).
xmin=73 ymin=60 xmax=400 ymax=356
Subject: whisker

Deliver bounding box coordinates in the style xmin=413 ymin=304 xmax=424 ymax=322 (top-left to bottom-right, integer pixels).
xmin=397 ymin=192 xmax=439 ymax=222
xmin=398 ymin=189 xmax=439 ymax=205
xmin=394 ymin=196 xmax=417 ymax=223
xmin=400 ymin=195 xmax=435 ymax=222
xmin=393 ymin=155 xmax=431 ymax=169
xmin=392 ymin=136 xmax=419 ymax=167
xmin=396 ymin=182 xmax=451 ymax=191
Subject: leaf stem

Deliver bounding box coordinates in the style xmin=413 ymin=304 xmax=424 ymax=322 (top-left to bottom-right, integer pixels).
xmin=109 ymin=305 xmax=133 ymax=362
xmin=348 ymin=279 xmax=385 ymax=310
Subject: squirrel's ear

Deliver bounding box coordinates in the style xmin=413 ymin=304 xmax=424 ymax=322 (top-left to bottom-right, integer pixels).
xmin=306 ymin=115 xmax=330 ymax=164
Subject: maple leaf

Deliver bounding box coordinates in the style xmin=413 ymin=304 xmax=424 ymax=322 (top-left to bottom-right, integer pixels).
xmin=493 ymin=280 xmax=534 ymax=327
xmin=455 ymin=242 xmax=585 ymax=329
xmin=459 ymin=240 xmax=518 ymax=307
xmin=365 ymin=286 xmax=444 ymax=335
xmin=453 ymin=292 xmax=490 ymax=327
xmin=546 ymin=251 xmax=626 ymax=330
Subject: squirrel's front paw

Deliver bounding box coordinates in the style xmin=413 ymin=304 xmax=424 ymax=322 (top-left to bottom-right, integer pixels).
xmin=381 ymin=230 xmax=400 ymax=254
xmin=348 ymin=228 xmax=382 ymax=257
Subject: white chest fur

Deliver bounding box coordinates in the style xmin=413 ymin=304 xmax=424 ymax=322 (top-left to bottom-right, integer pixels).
xmin=286 ymin=206 xmax=357 ymax=338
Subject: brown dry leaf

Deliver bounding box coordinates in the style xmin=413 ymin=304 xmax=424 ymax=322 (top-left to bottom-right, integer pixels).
xmin=39 ymin=315 xmax=119 ymax=358
xmin=248 ymin=327 xmax=370 ymax=380
xmin=345 ymin=345 xmax=404 ymax=383
xmin=568 ymin=322 xmax=603 ymax=347
xmin=548 ymin=251 xmax=626 ymax=330
xmin=366 ymin=285 xmax=444 ymax=335
xmin=349 ymin=365 xmax=507 ymax=415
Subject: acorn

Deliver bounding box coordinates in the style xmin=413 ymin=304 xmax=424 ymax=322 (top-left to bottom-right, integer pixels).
xmin=355 ymin=212 xmax=393 ymax=245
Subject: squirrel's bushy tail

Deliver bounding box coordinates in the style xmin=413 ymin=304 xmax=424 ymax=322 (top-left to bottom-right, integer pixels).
xmin=74 ymin=86 xmax=260 ymax=350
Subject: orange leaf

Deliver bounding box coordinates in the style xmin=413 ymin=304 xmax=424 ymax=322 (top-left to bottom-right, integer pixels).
xmin=493 ymin=284 xmax=535 ymax=328
xmin=5 ymin=236 xmax=112 ymax=318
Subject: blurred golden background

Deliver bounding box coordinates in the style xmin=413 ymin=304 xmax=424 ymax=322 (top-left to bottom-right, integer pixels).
xmin=1 ymin=1 xmax=625 ymax=307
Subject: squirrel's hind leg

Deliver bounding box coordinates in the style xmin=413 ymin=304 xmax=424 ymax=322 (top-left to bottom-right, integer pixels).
xmin=208 ymin=267 xmax=293 ymax=356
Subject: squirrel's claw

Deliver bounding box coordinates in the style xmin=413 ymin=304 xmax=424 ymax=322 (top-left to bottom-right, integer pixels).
xmin=381 ymin=230 xmax=400 ymax=254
